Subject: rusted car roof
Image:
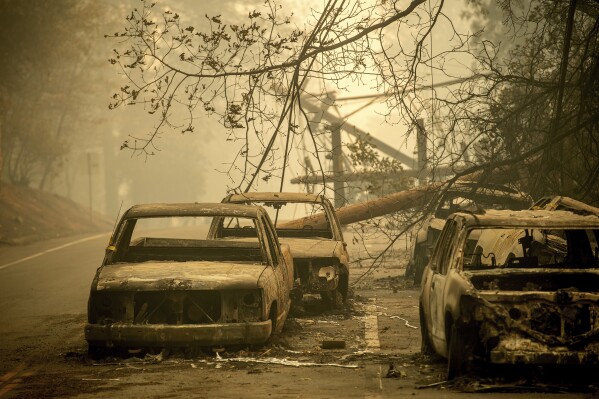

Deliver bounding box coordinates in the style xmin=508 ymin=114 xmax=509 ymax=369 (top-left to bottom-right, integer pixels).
xmin=454 ymin=209 xmax=599 ymax=228
xmin=228 ymin=192 xmax=322 ymax=203
xmin=124 ymin=203 xmax=263 ymax=218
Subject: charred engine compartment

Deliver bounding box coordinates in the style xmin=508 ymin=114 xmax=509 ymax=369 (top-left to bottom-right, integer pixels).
xmin=529 ymin=301 xmax=594 ymax=337
xmin=477 ymin=299 xmax=598 ymax=340
xmin=464 ymin=272 xmax=599 ymax=348
xmin=294 ymin=257 xmax=340 ymax=292
xmin=468 ymin=271 xmax=599 ymax=292
xmin=89 ymin=290 xmax=222 ymax=325
xmin=132 ymin=291 xmax=222 ymax=324
xmin=89 ymin=289 xmax=264 ymax=326
xmin=460 ymin=293 xmax=599 ymax=368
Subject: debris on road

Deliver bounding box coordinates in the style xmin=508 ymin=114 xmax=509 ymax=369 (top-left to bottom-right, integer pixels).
xmin=384 ymin=364 xmax=405 ymax=378
xmin=387 ymin=315 xmax=418 ymax=329
xmin=416 ymin=380 xmax=450 ymax=389
xmin=216 ymin=356 xmax=359 ymax=369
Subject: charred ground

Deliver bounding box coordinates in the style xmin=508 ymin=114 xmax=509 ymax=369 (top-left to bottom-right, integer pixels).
xmin=3 ymin=255 xmax=598 ymax=398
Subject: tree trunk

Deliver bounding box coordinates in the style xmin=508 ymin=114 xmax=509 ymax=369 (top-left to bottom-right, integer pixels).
xmin=280 ymin=164 xmax=527 ymax=229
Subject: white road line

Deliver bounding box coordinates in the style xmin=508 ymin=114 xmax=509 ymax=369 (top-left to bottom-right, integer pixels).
xmin=364 ymin=301 xmax=381 ymax=352
xmin=0 ymin=232 xmax=110 ymax=271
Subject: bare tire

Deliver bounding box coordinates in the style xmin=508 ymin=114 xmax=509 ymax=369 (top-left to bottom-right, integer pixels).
xmin=320 ymin=289 xmax=342 ymax=309
xmin=269 ymin=303 xmax=278 ymax=334
xmin=447 ymin=324 xmax=466 ymax=380
xmin=87 ymin=343 xmax=106 ymax=360
xmin=339 ymin=272 xmax=349 ymax=303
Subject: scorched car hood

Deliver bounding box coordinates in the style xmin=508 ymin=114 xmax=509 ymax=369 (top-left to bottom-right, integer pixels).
xmin=279 ymin=237 xmax=339 ymax=259
xmin=95 ymin=261 xmax=268 ymax=291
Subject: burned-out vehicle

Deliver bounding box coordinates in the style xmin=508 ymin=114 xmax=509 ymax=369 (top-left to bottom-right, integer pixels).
xmin=407 ymin=182 xmax=531 ymax=284
xmin=216 ymin=192 xmax=349 ymax=306
xmin=85 ymin=203 xmax=293 ymax=355
xmin=419 ymin=209 xmax=599 ymax=379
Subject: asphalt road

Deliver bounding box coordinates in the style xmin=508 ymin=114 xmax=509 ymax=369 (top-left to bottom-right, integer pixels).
xmin=0 ymin=232 xmax=596 ymax=398
xmin=0 ymin=233 xmax=110 ymax=334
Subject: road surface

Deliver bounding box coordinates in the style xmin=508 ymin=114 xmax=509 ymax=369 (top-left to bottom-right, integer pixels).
xmin=0 ymin=232 xmax=595 ymax=398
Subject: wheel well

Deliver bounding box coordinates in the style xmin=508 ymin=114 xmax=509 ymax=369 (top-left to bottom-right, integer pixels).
xmin=445 ymin=312 xmax=454 ymax=350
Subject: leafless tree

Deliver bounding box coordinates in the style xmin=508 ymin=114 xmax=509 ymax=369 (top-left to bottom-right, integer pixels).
xmin=107 ymin=0 xmax=463 ymax=192
xmin=109 ymin=0 xmax=599 ymax=275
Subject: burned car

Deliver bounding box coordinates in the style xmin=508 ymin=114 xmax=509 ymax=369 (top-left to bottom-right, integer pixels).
xmin=419 ymin=209 xmax=599 ymax=379
xmin=216 ymin=192 xmax=349 ymax=306
xmin=407 ymin=182 xmax=531 ymax=284
xmin=85 ymin=203 xmax=293 ymax=355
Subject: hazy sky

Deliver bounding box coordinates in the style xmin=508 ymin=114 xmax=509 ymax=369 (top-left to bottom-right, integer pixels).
xmin=111 ymin=0 xmax=478 ymax=204
xmin=1 ymin=0 xmax=482 ymax=215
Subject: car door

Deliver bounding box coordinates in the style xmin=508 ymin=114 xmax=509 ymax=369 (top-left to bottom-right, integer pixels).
xmin=429 ymin=220 xmax=457 ymax=351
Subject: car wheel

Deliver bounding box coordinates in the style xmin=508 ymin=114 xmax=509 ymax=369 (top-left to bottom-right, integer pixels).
xmin=447 ymin=324 xmax=467 ymax=380
xmin=269 ymin=303 xmax=278 ymax=334
xmin=87 ymin=343 xmax=106 ymax=360
xmin=339 ymin=272 xmax=349 ymax=303
xmin=419 ymin=306 xmax=434 ymax=355
xmin=320 ymin=289 xmax=342 ymax=309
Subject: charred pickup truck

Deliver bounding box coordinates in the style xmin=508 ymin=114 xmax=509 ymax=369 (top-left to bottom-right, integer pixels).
xmin=216 ymin=192 xmax=349 ymax=307
xmin=407 ymin=182 xmax=530 ymax=284
xmin=419 ymin=209 xmax=599 ymax=379
xmin=85 ymin=203 xmax=293 ymax=355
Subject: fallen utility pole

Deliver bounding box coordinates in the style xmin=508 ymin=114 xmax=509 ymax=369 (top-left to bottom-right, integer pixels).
xmin=290 ymin=166 xmax=459 ymax=185
xmin=281 ymin=163 xmax=528 ymax=229
xmin=279 ymin=182 xmax=443 ymax=229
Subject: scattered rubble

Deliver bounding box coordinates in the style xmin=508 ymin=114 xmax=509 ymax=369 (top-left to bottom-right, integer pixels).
xmin=215 ymin=355 xmax=359 ymax=369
